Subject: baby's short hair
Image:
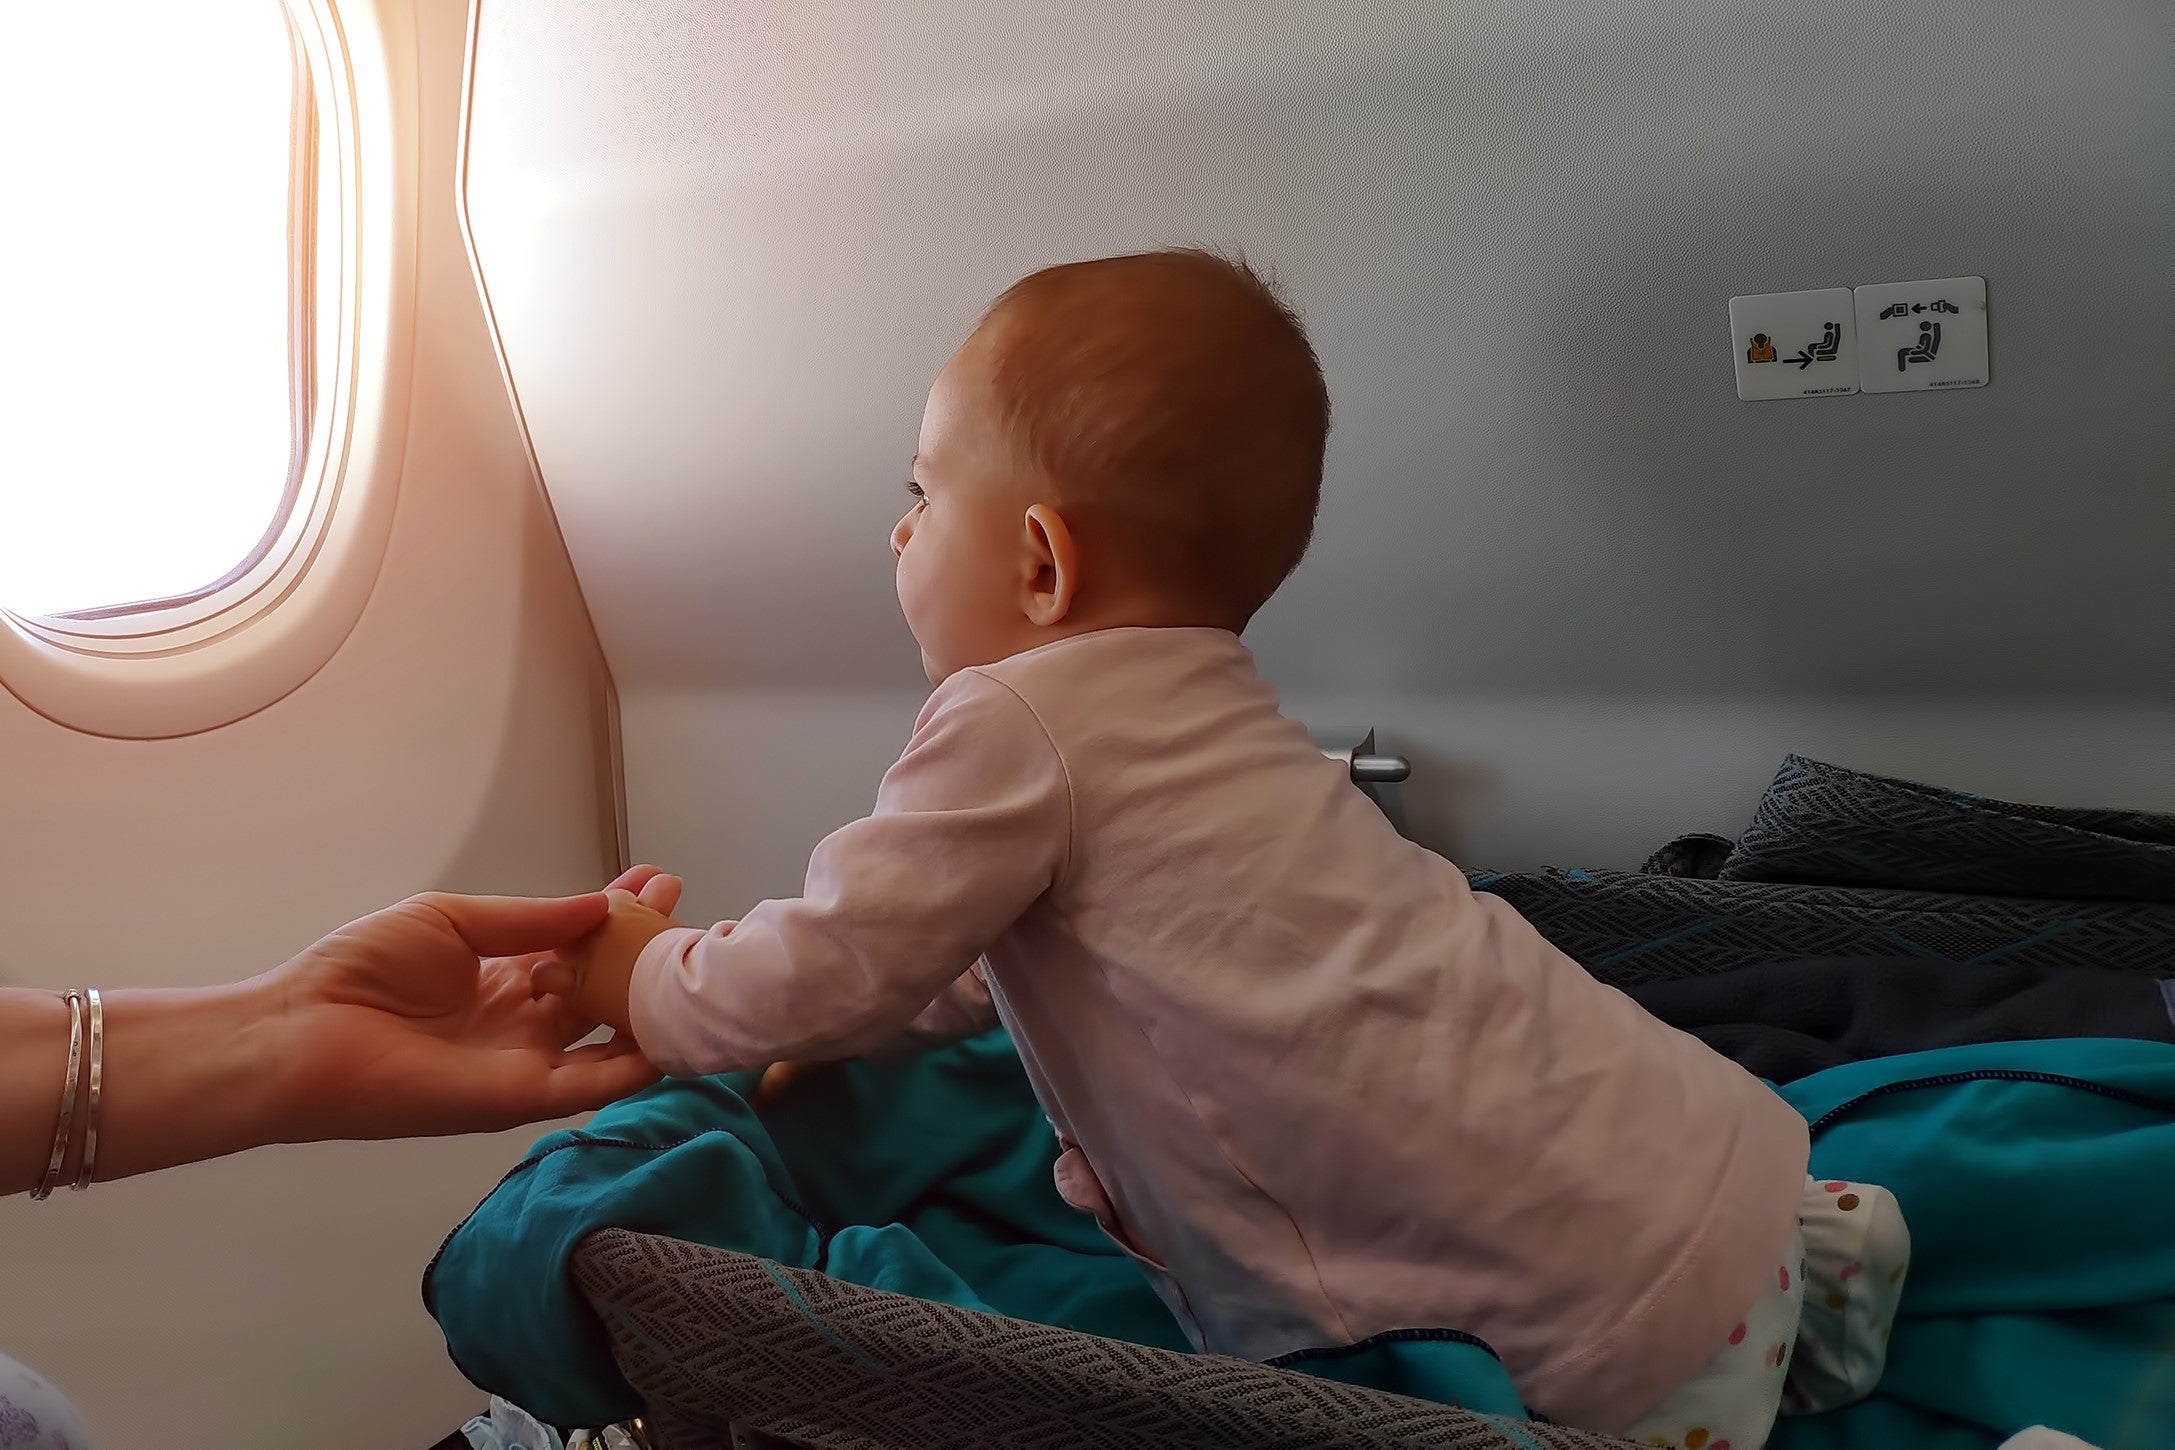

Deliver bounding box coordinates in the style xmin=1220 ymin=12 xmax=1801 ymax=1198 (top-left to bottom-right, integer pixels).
xmin=973 ymin=248 xmax=1329 ymax=624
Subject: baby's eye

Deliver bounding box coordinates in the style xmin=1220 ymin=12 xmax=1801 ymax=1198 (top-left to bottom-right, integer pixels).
xmin=904 ymin=480 xmax=925 ymax=499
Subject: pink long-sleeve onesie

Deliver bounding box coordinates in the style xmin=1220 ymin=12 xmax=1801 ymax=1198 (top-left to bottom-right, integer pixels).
xmin=629 ymin=626 xmax=1809 ymax=1431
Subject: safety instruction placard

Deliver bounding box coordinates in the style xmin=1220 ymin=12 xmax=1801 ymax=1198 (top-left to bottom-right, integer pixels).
xmin=1728 ymin=288 xmax=1859 ymax=400
xmin=1853 ymin=276 xmax=1988 ymax=394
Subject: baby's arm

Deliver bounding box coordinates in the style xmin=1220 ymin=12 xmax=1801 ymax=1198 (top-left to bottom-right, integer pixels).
xmin=629 ymin=673 xmax=1067 ymax=1077
xmin=756 ymin=964 xmax=996 ymax=1104
xmin=893 ymin=962 xmax=999 ymax=1047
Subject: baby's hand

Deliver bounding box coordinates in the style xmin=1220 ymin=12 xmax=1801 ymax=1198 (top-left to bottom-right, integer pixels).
xmin=533 ymin=887 xmax=682 ymax=1038
xmin=753 ymin=1059 xmax=815 ymax=1108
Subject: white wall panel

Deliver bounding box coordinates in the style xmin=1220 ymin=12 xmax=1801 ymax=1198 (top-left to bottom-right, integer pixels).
xmin=466 ymin=0 xmax=2173 ymax=697
xmin=465 ymin=0 xmax=2172 ymax=891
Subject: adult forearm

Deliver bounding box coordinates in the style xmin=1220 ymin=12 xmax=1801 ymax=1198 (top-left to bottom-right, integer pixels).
xmin=1 ymin=981 xmax=294 ymax=1196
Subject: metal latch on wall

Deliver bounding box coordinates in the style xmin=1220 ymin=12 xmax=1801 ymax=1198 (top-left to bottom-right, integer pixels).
xmin=1311 ymin=727 xmax=1410 ymax=785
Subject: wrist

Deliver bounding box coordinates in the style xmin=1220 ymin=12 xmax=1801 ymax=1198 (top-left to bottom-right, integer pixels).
xmin=621 ymin=925 xmax=678 ymax=1045
xmin=85 ymin=976 xmax=295 ymax=1182
xmin=230 ymin=973 xmax=312 ymax=1149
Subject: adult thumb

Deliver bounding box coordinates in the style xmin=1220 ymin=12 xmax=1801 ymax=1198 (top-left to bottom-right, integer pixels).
xmin=530 ymin=958 xmax=578 ymax=999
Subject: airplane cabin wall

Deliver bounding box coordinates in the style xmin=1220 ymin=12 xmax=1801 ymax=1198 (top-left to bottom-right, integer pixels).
xmin=461 ymin=0 xmax=2173 ymax=931
xmin=0 ymin=1 xmax=618 ymax=1444
xmin=0 ymin=3 xmax=2167 ymax=1442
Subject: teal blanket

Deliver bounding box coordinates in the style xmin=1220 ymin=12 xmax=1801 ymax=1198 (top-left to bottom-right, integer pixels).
xmin=425 ymin=1035 xmax=2175 ymax=1447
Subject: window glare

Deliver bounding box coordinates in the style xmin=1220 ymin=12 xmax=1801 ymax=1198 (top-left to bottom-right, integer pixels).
xmin=0 ymin=3 xmax=300 ymax=618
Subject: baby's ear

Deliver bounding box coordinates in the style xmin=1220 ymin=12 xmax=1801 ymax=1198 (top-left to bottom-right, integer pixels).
xmin=1021 ymin=503 xmax=1079 ymax=626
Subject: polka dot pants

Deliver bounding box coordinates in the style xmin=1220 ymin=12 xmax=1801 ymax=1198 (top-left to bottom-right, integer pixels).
xmin=0 ymin=1353 xmax=90 ymax=1449
xmin=1624 ymin=1176 xmax=1911 ymax=1450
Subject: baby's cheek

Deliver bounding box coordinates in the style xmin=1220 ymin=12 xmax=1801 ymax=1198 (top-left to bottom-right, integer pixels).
xmin=895 ymin=548 xmax=954 ymax=645
xmin=894 ymin=555 xmax=932 ymax=635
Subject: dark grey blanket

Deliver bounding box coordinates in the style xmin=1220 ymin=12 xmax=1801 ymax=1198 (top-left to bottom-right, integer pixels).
xmin=1631 ymin=955 xmax=2175 ymax=1083
xmin=1476 ymin=755 xmax=2175 ymax=1077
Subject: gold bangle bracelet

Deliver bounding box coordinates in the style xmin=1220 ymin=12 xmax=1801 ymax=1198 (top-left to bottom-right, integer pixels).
xmin=71 ymin=988 xmax=104 ymax=1192
xmin=31 ymin=992 xmax=86 ymax=1201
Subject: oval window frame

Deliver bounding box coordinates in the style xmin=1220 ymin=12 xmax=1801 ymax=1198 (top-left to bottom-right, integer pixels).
xmin=0 ymin=0 xmax=413 ymax=740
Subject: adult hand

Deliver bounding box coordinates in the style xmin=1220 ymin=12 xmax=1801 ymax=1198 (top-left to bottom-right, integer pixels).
xmin=265 ymin=866 xmax=682 ymax=1143
xmin=529 ymin=887 xmax=684 ymax=1038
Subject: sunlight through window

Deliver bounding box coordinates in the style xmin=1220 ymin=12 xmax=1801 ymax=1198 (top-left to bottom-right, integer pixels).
xmin=0 ymin=2 xmax=310 ymax=619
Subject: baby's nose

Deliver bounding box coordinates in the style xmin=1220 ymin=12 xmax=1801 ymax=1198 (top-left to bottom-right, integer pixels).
xmin=890 ymin=511 xmax=913 ymax=557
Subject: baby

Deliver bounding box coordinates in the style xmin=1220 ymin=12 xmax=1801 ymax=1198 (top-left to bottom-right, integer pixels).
xmin=544 ymin=250 xmax=1909 ymax=1444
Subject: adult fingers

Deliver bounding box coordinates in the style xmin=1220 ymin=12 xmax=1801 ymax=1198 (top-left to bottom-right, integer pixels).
xmin=415 ymin=891 xmax=610 ymax=958
xmin=537 ymin=1047 xmax=663 ymax=1117
xmin=435 ymin=1041 xmax=661 ymax=1133
xmin=556 ymin=1036 xmax=645 ymax=1063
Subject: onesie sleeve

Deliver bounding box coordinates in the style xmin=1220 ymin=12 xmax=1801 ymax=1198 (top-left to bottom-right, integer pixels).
xmin=882 ymin=962 xmax=1001 ymax=1052
xmin=627 ymin=671 xmax=1067 ymax=1076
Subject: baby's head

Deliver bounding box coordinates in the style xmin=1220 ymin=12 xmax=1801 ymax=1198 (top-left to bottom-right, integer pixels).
xmin=893 ymin=248 xmax=1329 ymax=684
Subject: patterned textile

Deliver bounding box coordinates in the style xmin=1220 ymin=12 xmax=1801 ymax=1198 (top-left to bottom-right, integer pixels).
xmin=1467 ymin=868 xmax=2175 ymax=988
xmin=1717 ymin=755 xmax=2175 ymax=901
xmin=572 ymin=1230 xmax=1638 ymax=1450
xmin=1638 ymin=833 xmax=1735 ymax=880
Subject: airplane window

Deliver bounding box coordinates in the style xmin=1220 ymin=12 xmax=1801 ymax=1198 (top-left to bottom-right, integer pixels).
xmin=0 ymin=2 xmax=320 ymax=620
